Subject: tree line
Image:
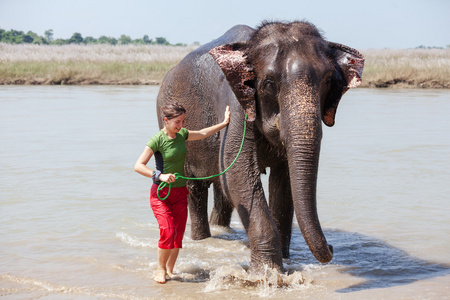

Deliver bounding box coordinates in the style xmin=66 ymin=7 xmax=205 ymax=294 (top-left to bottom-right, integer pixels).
xmin=0 ymin=28 xmax=195 ymax=46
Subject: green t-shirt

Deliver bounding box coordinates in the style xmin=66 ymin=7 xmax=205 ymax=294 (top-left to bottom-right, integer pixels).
xmin=147 ymin=128 xmax=189 ymax=187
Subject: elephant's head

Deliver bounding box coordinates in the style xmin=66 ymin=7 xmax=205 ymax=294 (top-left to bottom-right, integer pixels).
xmin=210 ymin=21 xmax=364 ymax=263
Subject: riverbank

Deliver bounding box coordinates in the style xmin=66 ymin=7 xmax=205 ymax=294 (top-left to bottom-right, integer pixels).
xmin=362 ymin=48 xmax=450 ymax=88
xmin=1 ymin=44 xmax=449 ymax=88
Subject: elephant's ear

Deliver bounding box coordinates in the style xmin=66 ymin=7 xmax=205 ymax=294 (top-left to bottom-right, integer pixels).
xmin=209 ymin=43 xmax=257 ymax=121
xmin=322 ymin=42 xmax=365 ymax=127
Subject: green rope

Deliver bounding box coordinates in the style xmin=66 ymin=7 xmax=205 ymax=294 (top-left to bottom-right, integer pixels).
xmin=157 ymin=114 xmax=248 ymax=201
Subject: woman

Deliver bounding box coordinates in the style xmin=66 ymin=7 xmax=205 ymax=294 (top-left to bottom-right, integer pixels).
xmin=134 ymin=102 xmax=230 ymax=283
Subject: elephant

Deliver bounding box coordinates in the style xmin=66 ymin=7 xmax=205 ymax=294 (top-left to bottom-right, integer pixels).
xmin=156 ymin=21 xmax=365 ymax=273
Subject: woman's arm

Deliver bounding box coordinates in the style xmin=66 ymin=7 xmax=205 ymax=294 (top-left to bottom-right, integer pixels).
xmin=187 ymin=106 xmax=231 ymax=141
xmin=134 ymin=146 xmax=177 ymax=183
xmin=134 ymin=146 xmax=155 ymax=178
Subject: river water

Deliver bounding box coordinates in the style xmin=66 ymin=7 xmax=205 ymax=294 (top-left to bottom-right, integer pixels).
xmin=1 ymin=86 xmax=449 ymax=299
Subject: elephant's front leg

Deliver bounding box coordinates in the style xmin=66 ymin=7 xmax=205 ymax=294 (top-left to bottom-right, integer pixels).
xmin=221 ymin=119 xmax=283 ymax=272
xmin=223 ymin=169 xmax=284 ymax=273
xmin=269 ymin=162 xmax=294 ymax=258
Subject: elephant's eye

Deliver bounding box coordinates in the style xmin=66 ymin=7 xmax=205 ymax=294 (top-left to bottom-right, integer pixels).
xmin=262 ymin=78 xmax=277 ymax=95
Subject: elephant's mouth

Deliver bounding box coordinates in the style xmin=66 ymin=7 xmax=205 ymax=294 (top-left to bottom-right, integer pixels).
xmin=258 ymin=113 xmax=281 ymax=146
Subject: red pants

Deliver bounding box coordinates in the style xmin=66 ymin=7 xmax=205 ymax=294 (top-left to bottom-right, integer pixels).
xmin=150 ymin=184 xmax=189 ymax=249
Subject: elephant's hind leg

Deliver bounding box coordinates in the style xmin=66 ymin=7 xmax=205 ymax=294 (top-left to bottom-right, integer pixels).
xmin=187 ymin=180 xmax=211 ymax=240
xmin=210 ymin=181 xmax=233 ymax=227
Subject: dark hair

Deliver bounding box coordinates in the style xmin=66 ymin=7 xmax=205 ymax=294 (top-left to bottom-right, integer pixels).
xmin=161 ymin=102 xmax=186 ymax=120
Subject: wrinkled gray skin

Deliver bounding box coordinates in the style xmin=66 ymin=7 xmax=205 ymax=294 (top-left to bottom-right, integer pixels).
xmin=156 ymin=21 xmax=364 ymax=273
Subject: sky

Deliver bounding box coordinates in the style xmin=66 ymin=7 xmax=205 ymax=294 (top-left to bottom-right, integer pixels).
xmin=0 ymin=0 xmax=449 ymax=49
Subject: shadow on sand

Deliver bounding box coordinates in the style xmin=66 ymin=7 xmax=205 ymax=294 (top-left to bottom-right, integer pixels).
xmin=319 ymin=229 xmax=450 ymax=293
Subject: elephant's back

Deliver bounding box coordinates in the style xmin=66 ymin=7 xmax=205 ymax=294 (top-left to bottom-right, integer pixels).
xmin=163 ymin=25 xmax=254 ymax=80
xmin=157 ymin=24 xmax=255 ymax=116
xmin=192 ymin=24 xmax=254 ymax=55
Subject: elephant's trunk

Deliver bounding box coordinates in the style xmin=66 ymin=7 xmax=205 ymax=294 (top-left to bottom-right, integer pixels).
xmin=281 ymin=81 xmax=333 ymax=263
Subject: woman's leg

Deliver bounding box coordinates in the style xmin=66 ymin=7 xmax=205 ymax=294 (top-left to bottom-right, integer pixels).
xmin=155 ymin=248 xmax=171 ymax=283
xmin=151 ymin=184 xmax=175 ymax=283
xmin=150 ymin=185 xmax=188 ymax=282
xmin=167 ymin=188 xmax=188 ymax=276
xmin=166 ymin=248 xmax=180 ymax=276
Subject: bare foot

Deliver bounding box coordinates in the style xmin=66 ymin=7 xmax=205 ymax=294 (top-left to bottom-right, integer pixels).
xmin=154 ymin=268 xmax=167 ymax=284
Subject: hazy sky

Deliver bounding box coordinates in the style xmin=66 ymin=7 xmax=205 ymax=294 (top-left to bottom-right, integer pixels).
xmin=1 ymin=0 xmax=448 ymax=49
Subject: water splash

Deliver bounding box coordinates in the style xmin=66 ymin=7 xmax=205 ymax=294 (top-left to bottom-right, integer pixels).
xmin=204 ymin=264 xmax=310 ymax=297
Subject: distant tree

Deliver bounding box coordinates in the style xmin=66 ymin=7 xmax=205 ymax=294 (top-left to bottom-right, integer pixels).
xmin=0 ymin=29 xmax=47 ymax=44
xmin=44 ymin=29 xmax=53 ymax=43
xmin=33 ymin=36 xmax=48 ymax=44
xmin=98 ymin=36 xmax=109 ymax=44
xmin=98 ymin=35 xmax=117 ymax=45
xmin=132 ymin=38 xmax=144 ymax=44
xmin=0 ymin=27 xmax=191 ymax=45
xmin=118 ymin=34 xmax=132 ymax=45
xmin=24 ymin=31 xmax=47 ymax=44
xmin=53 ymin=38 xmax=68 ymax=45
xmin=143 ymin=35 xmax=152 ymax=44
xmin=83 ymin=36 xmax=97 ymax=44
xmin=5 ymin=30 xmax=25 ymax=43
xmin=69 ymin=32 xmax=83 ymax=44
xmin=155 ymin=37 xmax=169 ymax=45
xmin=22 ymin=34 xmax=33 ymax=43
xmin=11 ymin=30 xmax=24 ymax=37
